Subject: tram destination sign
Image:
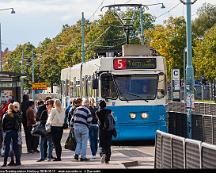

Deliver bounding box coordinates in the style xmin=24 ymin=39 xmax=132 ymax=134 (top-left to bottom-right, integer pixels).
xmin=113 ymin=58 xmax=156 ymax=70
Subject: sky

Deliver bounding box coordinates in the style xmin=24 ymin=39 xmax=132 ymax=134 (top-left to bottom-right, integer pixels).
xmin=0 ymin=0 xmax=215 ymax=51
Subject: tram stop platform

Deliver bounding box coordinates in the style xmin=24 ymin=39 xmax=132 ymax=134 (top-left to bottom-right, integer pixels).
xmin=0 ymin=129 xmax=155 ymax=170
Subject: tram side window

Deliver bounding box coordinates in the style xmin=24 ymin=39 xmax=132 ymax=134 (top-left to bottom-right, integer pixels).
xmin=76 ymin=80 xmax=80 ymax=97
xmin=101 ymin=73 xmax=117 ymax=99
xmin=157 ymin=73 xmax=166 ymax=99
xmin=62 ymin=81 xmax=66 ymax=96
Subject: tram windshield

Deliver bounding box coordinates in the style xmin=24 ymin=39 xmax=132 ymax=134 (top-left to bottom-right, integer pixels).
xmin=114 ymin=75 xmax=158 ymax=101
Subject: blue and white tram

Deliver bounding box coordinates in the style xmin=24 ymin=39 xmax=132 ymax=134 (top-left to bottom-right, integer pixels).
xmin=61 ymin=45 xmax=168 ymax=141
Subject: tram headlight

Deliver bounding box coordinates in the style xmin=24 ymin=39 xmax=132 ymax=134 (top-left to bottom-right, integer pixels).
xmin=130 ymin=113 xmax=136 ymax=119
xmin=141 ymin=112 xmax=148 ymax=119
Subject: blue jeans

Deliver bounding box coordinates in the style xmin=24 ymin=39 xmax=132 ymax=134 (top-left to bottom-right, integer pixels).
xmin=74 ymin=124 xmax=89 ymax=159
xmin=39 ymin=135 xmax=53 ymax=160
xmin=89 ymin=125 xmax=98 ymax=156
xmin=4 ymin=130 xmax=20 ymax=164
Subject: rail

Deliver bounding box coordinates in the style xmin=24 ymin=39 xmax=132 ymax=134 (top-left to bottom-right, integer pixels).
xmin=155 ymin=130 xmax=216 ymax=168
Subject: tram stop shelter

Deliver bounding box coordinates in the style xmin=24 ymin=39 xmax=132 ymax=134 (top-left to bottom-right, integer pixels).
xmin=0 ymin=71 xmax=25 ymax=105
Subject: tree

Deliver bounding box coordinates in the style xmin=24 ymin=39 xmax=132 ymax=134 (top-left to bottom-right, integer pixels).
xmin=3 ymin=43 xmax=36 ymax=90
xmin=193 ymin=24 xmax=216 ymax=81
xmin=192 ymin=3 xmax=216 ymax=37
xmin=145 ymin=17 xmax=186 ymax=80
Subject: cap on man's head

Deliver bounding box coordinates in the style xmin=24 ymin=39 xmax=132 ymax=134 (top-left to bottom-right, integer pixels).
xmin=99 ymin=100 xmax=106 ymax=108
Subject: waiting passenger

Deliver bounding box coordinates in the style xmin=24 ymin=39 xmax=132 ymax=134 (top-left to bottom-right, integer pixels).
xmin=71 ymin=98 xmax=92 ymax=161
xmin=96 ymin=100 xmax=114 ymax=164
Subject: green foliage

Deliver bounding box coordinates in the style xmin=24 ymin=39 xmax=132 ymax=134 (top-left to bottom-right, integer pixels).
xmin=3 ymin=43 xmax=36 ymax=89
xmin=192 ymin=3 xmax=216 ymax=37
xmin=193 ymin=24 xmax=216 ymax=81
xmin=145 ymin=16 xmax=186 ymax=80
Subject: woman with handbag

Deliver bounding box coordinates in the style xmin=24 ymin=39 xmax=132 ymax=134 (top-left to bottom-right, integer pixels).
xmin=1 ymin=104 xmax=21 ymax=167
xmin=6 ymin=102 xmax=23 ymax=166
xmin=37 ymin=99 xmax=54 ymax=162
xmin=46 ymin=99 xmax=65 ymax=161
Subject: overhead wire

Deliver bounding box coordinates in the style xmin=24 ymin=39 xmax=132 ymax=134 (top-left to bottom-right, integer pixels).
xmin=85 ymin=26 xmax=111 ymax=51
xmin=125 ymin=0 xmax=132 ymax=3
xmin=88 ymin=0 xmax=106 ymax=21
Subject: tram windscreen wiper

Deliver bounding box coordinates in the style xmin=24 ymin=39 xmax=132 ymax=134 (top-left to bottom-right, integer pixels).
xmin=127 ymin=92 xmax=148 ymax=102
xmin=112 ymin=75 xmax=129 ymax=102
xmin=119 ymin=94 xmax=129 ymax=102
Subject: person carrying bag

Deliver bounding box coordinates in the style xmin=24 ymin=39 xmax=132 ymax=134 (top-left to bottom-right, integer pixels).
xmin=64 ymin=129 xmax=76 ymax=151
xmin=31 ymin=110 xmax=46 ymax=137
xmin=46 ymin=99 xmax=65 ymax=161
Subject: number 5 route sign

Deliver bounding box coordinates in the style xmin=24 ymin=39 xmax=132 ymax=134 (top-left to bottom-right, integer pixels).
xmin=32 ymin=82 xmax=48 ymax=90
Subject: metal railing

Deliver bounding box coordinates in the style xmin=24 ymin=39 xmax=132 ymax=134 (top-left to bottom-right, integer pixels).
xmin=155 ymin=130 xmax=216 ymax=168
xmin=167 ymin=111 xmax=216 ymax=144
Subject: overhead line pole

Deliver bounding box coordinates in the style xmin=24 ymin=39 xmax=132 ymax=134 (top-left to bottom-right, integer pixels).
xmin=21 ymin=50 xmax=24 ymax=102
xmin=80 ymin=12 xmax=85 ymax=98
xmin=180 ymin=0 xmax=197 ymax=138
xmin=32 ymin=49 xmax=35 ymax=101
xmin=140 ymin=6 xmax=144 ymax=45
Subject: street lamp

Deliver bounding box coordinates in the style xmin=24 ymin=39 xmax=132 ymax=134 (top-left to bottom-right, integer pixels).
xmin=0 ymin=8 xmax=15 ymax=14
xmin=0 ymin=7 xmax=16 ymax=72
xmin=180 ymin=0 xmax=197 ymax=139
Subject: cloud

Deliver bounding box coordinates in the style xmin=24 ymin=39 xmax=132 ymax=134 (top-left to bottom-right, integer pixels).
xmin=60 ymin=15 xmax=73 ymax=22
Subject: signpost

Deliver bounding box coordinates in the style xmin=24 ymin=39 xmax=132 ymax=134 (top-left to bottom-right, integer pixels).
xmin=172 ymin=69 xmax=180 ymax=101
xmin=32 ymin=82 xmax=47 ymax=90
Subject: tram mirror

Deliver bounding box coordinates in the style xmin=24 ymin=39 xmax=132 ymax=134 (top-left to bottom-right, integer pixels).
xmin=100 ymin=73 xmax=117 ymax=99
xmin=157 ymin=72 xmax=166 ymax=99
xmin=158 ymin=72 xmax=164 ymax=75
xmin=92 ymin=79 xmax=98 ymax=89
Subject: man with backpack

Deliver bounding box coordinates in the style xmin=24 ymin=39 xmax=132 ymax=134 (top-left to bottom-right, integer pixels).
xmin=96 ymin=100 xmax=115 ymax=164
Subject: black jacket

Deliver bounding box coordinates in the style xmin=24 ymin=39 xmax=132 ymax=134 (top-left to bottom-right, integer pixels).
xmin=96 ymin=108 xmax=112 ymax=130
xmin=21 ymin=100 xmax=29 ymax=123
xmin=36 ymin=105 xmax=48 ymax=125
xmin=2 ymin=113 xmax=19 ymax=132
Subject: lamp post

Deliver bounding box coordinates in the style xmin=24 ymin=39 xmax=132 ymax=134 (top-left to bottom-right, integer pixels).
xmin=0 ymin=8 xmax=15 ymax=71
xmin=20 ymin=50 xmax=24 ymax=102
xmin=180 ymin=0 xmax=197 ymax=139
xmin=80 ymin=12 xmax=85 ymax=98
xmin=31 ymin=49 xmax=35 ymax=101
xmin=183 ymin=47 xmax=187 ymax=101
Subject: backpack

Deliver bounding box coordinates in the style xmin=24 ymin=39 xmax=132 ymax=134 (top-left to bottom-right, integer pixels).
xmin=104 ymin=112 xmax=115 ymax=131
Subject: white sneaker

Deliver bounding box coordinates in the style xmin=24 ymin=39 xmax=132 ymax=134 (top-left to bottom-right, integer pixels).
xmin=101 ymin=154 xmax=105 ymax=163
xmin=91 ymin=155 xmax=96 ymax=159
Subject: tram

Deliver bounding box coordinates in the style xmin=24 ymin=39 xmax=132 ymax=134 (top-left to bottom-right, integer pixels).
xmin=61 ymin=44 xmax=167 ymax=141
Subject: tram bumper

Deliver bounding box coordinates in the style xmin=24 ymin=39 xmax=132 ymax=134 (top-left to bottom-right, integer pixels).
xmin=112 ymin=122 xmax=167 ymax=141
